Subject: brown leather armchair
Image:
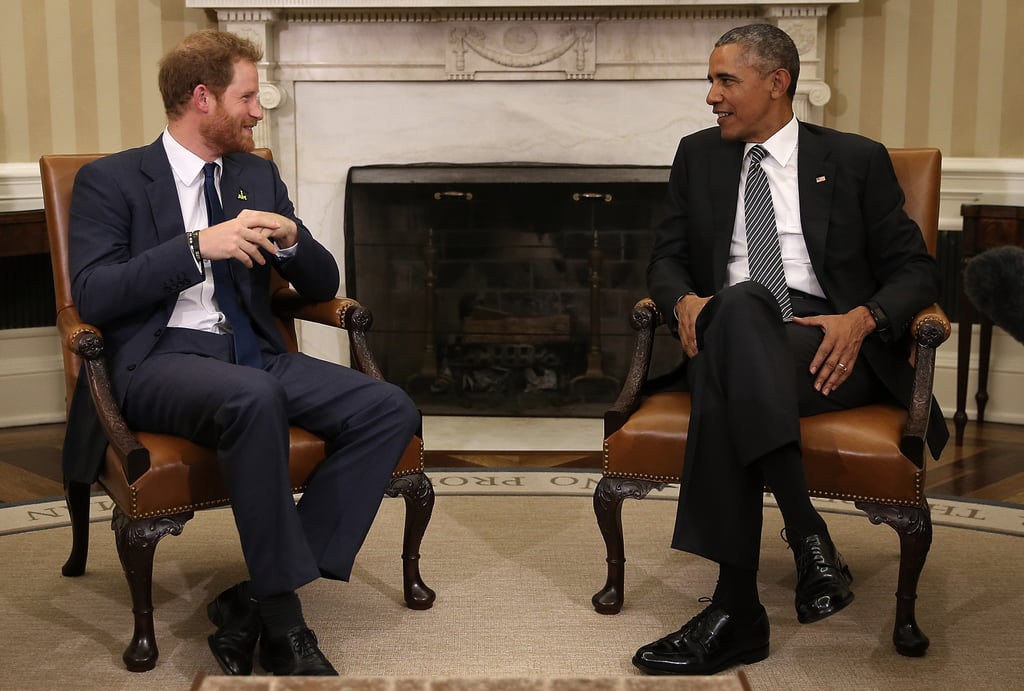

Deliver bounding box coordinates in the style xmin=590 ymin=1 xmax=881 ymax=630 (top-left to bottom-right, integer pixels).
xmin=593 ymin=148 xmax=949 ymax=657
xmin=40 ymin=150 xmax=436 ymax=672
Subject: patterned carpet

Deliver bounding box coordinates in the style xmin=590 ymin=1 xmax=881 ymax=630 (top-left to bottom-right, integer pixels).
xmin=1 ymin=470 xmax=1021 ymax=690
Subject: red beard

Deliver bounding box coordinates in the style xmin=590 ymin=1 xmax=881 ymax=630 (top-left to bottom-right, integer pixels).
xmin=200 ymin=106 xmax=256 ymax=155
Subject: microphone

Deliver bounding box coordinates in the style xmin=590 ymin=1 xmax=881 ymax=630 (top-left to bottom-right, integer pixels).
xmin=963 ymin=245 xmax=1024 ymax=344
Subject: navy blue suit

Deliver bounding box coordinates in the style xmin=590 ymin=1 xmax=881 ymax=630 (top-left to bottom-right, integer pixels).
xmin=64 ymin=138 xmax=419 ymax=595
xmin=647 ymin=122 xmax=948 ymax=569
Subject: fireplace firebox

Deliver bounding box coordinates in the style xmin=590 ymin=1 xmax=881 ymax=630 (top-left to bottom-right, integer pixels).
xmin=345 ymin=164 xmax=682 ymax=417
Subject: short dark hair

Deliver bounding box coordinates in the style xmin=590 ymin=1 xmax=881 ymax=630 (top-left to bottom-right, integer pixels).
xmin=158 ymin=29 xmax=263 ymax=119
xmin=715 ymin=24 xmax=800 ymax=99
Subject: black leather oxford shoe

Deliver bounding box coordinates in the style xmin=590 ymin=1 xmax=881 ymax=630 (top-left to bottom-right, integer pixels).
xmin=207 ymin=581 xmax=261 ymax=675
xmin=793 ymin=532 xmax=855 ymax=623
xmin=259 ymin=625 xmax=338 ymax=676
xmin=632 ymin=603 xmax=770 ymax=676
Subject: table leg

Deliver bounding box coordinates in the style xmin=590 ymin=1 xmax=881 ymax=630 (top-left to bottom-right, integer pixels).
xmin=976 ymin=317 xmax=993 ymax=425
xmin=954 ymin=291 xmax=976 ymax=446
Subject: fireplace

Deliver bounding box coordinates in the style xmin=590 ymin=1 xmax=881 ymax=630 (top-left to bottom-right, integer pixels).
xmin=345 ymin=164 xmax=682 ymax=416
xmin=193 ymin=0 xmax=843 ymax=391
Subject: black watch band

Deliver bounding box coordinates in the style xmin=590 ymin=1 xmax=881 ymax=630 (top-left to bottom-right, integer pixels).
xmin=864 ymin=300 xmax=891 ymax=340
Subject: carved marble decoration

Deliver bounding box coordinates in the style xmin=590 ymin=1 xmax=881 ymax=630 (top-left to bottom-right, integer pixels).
xmin=447 ymin=22 xmax=596 ymax=80
xmin=217 ymin=10 xmax=283 ymax=150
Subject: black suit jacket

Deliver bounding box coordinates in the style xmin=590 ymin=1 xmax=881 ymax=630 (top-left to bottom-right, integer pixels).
xmin=647 ymin=121 xmax=948 ymax=458
xmin=62 ymin=137 xmax=341 ymax=483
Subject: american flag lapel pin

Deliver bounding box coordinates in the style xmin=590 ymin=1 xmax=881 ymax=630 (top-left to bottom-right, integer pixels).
xmin=815 ymin=175 xmax=827 ymax=183
xmin=237 ymin=188 xmax=248 ymax=201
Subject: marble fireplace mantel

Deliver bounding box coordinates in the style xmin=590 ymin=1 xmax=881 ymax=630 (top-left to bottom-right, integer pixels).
xmin=190 ymin=1 xmax=855 ymax=148
xmin=188 ymin=0 xmax=855 ymax=364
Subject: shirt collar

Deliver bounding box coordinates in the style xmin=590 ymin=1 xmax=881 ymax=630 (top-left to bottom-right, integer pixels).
xmin=744 ymin=115 xmax=799 ymax=167
xmin=161 ymin=128 xmax=223 ymax=187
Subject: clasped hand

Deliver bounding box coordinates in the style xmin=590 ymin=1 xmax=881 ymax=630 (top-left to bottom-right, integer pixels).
xmin=197 ymin=209 xmax=297 ymax=267
xmin=675 ymin=296 xmax=875 ymax=396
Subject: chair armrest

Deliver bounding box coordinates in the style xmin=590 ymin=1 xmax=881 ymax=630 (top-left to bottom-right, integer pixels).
xmin=270 ymin=288 xmax=385 ymax=381
xmin=909 ymin=303 xmax=951 ymax=347
xmin=900 ymin=303 xmax=951 ymax=464
xmin=604 ymin=298 xmax=663 ymax=437
xmin=271 ymin=288 xmax=366 ymax=331
xmin=55 ymin=306 xmax=151 ymax=484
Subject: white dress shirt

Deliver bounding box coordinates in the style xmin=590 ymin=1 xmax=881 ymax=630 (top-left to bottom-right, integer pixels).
xmin=161 ymin=129 xmax=296 ymax=333
xmin=726 ymin=116 xmax=825 ymax=299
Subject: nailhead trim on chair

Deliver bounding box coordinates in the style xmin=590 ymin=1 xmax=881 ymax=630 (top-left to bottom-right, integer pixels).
xmin=391 ymin=468 xmax=422 ymax=478
xmin=125 ymin=486 xmax=313 ymax=521
xmin=126 ymin=488 xmax=228 ymax=520
xmin=802 ymin=472 xmax=925 ymax=505
xmin=602 ymin=441 xmax=681 ymax=483
xmin=392 ymin=439 xmax=426 ymax=478
xmin=602 ymin=438 xmax=926 ymax=506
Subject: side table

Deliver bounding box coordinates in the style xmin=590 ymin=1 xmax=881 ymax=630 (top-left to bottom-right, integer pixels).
xmin=955 ymin=204 xmax=1024 ymax=445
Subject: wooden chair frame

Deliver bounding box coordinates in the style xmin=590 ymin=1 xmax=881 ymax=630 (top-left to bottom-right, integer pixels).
xmin=40 ymin=150 xmax=436 ymax=672
xmin=592 ymin=148 xmax=950 ymax=658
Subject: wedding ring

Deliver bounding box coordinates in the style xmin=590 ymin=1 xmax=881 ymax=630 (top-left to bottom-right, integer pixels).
xmin=837 ymin=362 xmax=848 ymax=372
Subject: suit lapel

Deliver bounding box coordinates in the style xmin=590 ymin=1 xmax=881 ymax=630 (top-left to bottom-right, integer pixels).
xmin=220 ymin=155 xmax=251 ymax=221
xmin=711 ymin=141 xmax=744 ymax=291
xmin=140 ymin=139 xmax=190 ymax=244
xmin=797 ymin=126 xmax=835 ymax=277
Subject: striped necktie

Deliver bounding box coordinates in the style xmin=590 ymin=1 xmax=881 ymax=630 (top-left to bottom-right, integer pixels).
xmin=743 ymin=145 xmax=793 ymax=322
xmin=202 ymin=162 xmax=263 ymax=367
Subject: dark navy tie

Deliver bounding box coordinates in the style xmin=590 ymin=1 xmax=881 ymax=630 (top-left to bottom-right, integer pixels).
xmin=744 ymin=145 xmax=794 ymax=322
xmin=202 ymin=162 xmax=263 ymax=367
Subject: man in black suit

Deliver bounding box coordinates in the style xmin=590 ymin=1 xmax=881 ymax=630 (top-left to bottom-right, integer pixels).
xmin=66 ymin=30 xmax=419 ymax=676
xmin=632 ymin=24 xmax=947 ymax=675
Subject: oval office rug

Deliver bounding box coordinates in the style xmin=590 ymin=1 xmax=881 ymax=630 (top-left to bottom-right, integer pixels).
xmin=0 ymin=469 xmax=1021 ymax=690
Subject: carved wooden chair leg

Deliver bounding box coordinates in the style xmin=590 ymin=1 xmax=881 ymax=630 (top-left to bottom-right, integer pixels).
xmin=111 ymin=508 xmax=192 ymax=672
xmin=62 ymin=480 xmax=92 ymax=577
xmin=387 ymin=472 xmax=436 ymax=610
xmin=592 ymin=476 xmax=666 ymax=614
xmin=857 ymin=500 xmax=932 ymax=657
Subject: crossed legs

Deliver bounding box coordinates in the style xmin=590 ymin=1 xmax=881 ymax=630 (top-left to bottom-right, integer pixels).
xmin=634 ymin=283 xmax=880 ymax=675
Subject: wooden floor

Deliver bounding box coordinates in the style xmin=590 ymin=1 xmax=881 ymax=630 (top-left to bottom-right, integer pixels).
xmin=1 ymin=418 xmax=1021 ymax=505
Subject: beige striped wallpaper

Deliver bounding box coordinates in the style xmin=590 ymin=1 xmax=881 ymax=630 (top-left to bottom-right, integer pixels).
xmin=0 ymin=0 xmax=1021 ymax=162
xmin=0 ymin=0 xmax=211 ymax=162
xmin=826 ymin=0 xmax=1023 ymax=158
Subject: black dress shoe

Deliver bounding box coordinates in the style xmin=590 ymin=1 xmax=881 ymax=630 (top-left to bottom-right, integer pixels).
xmin=207 ymin=581 xmax=261 ymax=675
xmin=632 ymin=603 xmax=770 ymax=676
xmin=259 ymin=626 xmax=339 ymax=676
xmin=793 ymin=532 xmax=855 ymax=623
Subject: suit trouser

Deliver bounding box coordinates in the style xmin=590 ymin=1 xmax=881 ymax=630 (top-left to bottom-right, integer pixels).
xmin=122 ymin=328 xmax=420 ymax=597
xmin=671 ymin=282 xmax=886 ymax=570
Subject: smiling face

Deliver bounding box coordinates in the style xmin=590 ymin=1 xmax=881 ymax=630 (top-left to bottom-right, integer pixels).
xmin=200 ymin=59 xmax=262 ymax=155
xmin=705 ymin=42 xmax=792 ymax=144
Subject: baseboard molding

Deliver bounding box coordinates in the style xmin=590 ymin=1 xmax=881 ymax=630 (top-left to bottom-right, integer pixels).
xmin=0 ymin=327 xmax=66 ymax=427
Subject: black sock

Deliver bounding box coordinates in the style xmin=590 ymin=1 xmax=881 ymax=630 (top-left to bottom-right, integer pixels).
xmin=758 ymin=442 xmax=827 ymax=545
xmin=256 ymin=591 xmax=305 ymax=638
xmin=711 ymin=563 xmax=761 ymax=621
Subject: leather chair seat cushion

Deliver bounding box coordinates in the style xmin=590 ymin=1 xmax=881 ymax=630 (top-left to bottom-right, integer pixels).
xmin=101 ymin=428 xmax=424 ymax=520
xmin=604 ymin=392 xmax=923 ymax=506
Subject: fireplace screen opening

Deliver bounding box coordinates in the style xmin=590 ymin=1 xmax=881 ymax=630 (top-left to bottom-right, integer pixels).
xmin=345 ymin=164 xmax=681 ymax=417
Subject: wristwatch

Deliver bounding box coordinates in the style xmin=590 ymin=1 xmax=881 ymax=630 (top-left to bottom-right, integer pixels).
xmin=864 ymin=300 xmax=892 ymax=341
